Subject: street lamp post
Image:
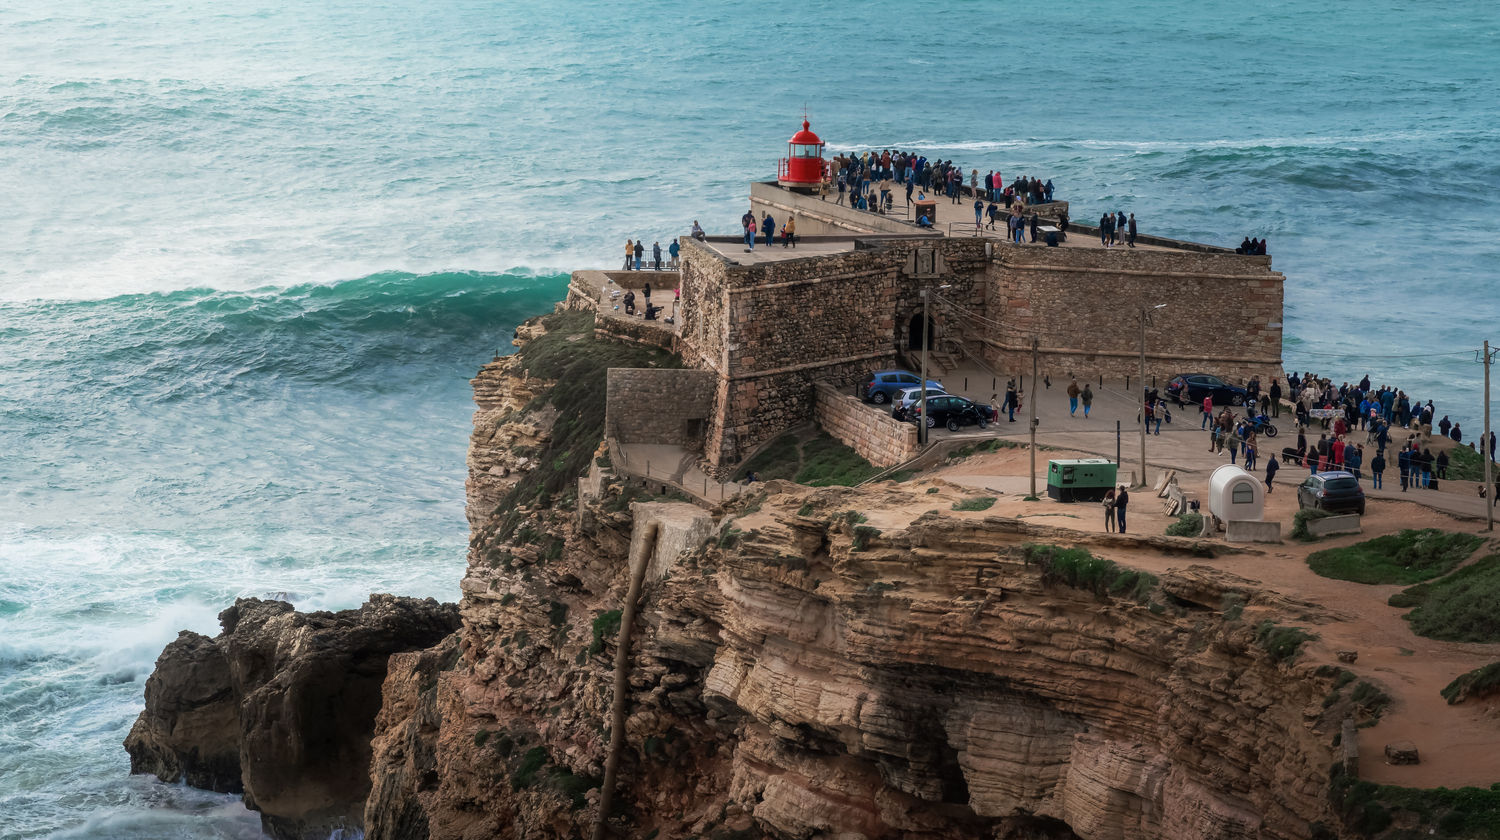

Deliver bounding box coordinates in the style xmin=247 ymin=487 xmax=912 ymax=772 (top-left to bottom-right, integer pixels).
xmin=1139 ymin=304 xmax=1166 ymax=488
xmin=919 ymin=289 xmax=930 ymax=446
xmin=918 ymin=285 xmax=951 ymax=446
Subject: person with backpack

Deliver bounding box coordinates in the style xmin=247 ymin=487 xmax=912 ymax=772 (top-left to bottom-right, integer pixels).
xmin=1081 ymin=384 xmax=1094 ymax=418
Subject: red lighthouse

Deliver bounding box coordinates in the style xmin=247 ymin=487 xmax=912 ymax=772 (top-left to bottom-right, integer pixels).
xmin=777 ymin=118 xmax=825 ymax=192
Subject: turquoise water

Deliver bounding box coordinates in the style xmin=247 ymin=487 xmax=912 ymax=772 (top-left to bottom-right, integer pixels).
xmin=2 ymin=0 xmax=1498 ymax=836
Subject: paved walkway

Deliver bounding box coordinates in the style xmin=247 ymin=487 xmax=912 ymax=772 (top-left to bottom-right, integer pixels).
xmin=613 ymin=442 xmax=743 ymax=506
xmin=884 ymin=363 xmax=1499 ymax=522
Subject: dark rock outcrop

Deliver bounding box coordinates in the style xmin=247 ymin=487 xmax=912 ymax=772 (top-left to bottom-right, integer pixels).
xmin=126 ymin=594 xmax=460 ymax=840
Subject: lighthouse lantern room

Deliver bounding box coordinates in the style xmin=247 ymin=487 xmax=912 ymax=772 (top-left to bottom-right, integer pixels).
xmin=777 ymin=118 xmax=825 ymax=192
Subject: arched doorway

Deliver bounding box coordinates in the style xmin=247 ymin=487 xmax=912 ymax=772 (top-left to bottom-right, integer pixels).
xmin=908 ymin=313 xmax=936 ymax=351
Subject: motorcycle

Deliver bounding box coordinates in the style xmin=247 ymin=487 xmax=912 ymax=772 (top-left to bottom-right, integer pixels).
xmin=1244 ymin=412 xmax=1279 ymax=438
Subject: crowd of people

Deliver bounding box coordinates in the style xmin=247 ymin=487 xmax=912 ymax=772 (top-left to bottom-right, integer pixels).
xmin=1235 ymin=237 xmax=1269 ymax=255
xmin=824 ymin=150 xmax=1059 ymax=220
xmin=622 ymin=237 xmax=681 ymax=271
xmin=1191 ymin=369 xmax=1496 ymax=496
xmin=740 ymin=210 xmax=799 ymax=250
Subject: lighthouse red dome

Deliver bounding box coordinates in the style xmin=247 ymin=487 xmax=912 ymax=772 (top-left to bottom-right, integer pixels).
xmin=789 ymin=119 xmax=821 ymax=145
xmin=778 ymin=118 xmax=826 ymax=191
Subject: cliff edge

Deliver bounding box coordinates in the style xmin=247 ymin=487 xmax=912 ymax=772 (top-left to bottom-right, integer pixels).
xmin=360 ymin=312 xmax=1356 ymax=840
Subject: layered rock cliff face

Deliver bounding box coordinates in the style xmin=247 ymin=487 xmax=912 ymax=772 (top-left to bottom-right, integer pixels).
xmin=360 ymin=320 xmax=1347 ymax=840
xmin=126 ymin=595 xmax=460 ymax=840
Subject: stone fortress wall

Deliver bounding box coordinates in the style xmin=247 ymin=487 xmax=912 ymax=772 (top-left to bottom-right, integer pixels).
xmin=615 ymin=182 xmax=1284 ymax=476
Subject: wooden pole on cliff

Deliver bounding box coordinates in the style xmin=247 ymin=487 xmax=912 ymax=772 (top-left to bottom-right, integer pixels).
xmin=1030 ymin=336 xmax=1038 ymax=499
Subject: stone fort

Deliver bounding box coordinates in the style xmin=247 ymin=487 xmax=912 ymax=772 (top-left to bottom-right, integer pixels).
xmin=568 ymin=139 xmax=1283 ymax=479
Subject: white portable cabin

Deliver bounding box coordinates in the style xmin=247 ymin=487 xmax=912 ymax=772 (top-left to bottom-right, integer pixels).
xmin=1208 ymin=464 xmax=1265 ymax=522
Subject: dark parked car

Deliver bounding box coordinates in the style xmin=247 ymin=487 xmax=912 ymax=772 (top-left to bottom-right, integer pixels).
xmin=1166 ymin=373 xmax=1248 ymax=407
xmin=910 ymin=394 xmax=990 ymax=431
xmin=1297 ymin=471 xmax=1366 ymax=516
xmin=860 ymin=370 xmax=944 ymax=405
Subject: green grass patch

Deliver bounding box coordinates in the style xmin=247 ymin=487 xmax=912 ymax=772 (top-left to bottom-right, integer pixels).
xmin=952 ymin=496 xmax=997 ymax=511
xmin=511 ymin=746 xmax=549 ymax=790
xmin=1021 ymin=543 xmax=1156 ymax=603
xmin=493 ymin=310 xmax=679 ymax=538
xmin=735 ymin=431 xmax=802 ymax=482
xmin=852 ymin=525 xmax=881 ymax=551
xmin=1308 ymin=529 xmax=1484 ymax=585
xmin=1443 ymin=662 xmax=1500 ymax=705
xmin=1332 ymin=766 xmax=1500 ymax=839
xmin=547 ymin=600 xmax=568 ymax=627
xmin=1447 ymin=444 xmax=1488 ymax=482
xmin=1390 ymin=554 xmax=1500 ymax=643
xmin=1166 ymin=512 xmax=1204 ymax=537
xmin=1254 ymin=620 xmax=1315 ymax=664
xmin=589 ymin=609 xmax=623 ymax=656
xmin=795 ymin=434 xmax=883 ymax=486
xmin=1350 ymin=680 xmax=1392 ymax=719
xmin=1290 ymin=507 xmax=1335 ymax=541
xmin=734 ymin=430 xmax=881 ymax=486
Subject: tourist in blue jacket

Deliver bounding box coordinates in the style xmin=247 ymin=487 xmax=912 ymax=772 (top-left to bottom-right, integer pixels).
xmin=761 ymin=213 xmax=775 ymax=247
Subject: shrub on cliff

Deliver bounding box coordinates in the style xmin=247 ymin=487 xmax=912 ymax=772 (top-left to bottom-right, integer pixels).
xmin=1307 ymin=529 xmax=1482 ymax=585
xmin=1165 ymin=512 xmax=1204 ymax=537
xmin=1254 ymin=620 xmax=1315 ymax=664
xmin=1021 ymin=543 xmax=1156 ymax=603
xmin=1389 ymin=554 xmax=1500 ymax=643
xmin=1442 ymin=662 xmax=1500 ymax=705
xmin=1289 ymin=507 xmax=1334 ymax=540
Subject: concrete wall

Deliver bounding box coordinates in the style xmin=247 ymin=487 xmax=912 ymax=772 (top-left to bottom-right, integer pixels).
xmin=813 ymin=383 xmax=920 ymax=468
xmin=605 ymin=368 xmax=717 ymax=447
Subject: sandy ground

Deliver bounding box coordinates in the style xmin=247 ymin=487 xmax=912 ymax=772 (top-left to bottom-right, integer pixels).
xmin=922 ymin=444 xmax=1500 ymax=788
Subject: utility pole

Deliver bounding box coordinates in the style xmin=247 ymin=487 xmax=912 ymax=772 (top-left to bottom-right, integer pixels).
xmin=1030 ymin=336 xmax=1039 ymax=499
xmin=1486 ymin=340 xmax=1494 ymax=531
xmin=1138 ymin=303 xmax=1166 ymax=488
xmin=919 ymin=289 xmax=930 ymax=446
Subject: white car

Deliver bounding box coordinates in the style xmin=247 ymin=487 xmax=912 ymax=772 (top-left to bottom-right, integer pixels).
xmin=891 ymin=385 xmax=948 ymax=419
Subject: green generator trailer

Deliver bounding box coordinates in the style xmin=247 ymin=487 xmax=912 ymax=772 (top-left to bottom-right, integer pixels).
xmin=1046 ymin=459 xmax=1118 ymax=502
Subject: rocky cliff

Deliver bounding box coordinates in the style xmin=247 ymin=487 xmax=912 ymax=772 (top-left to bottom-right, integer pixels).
xmin=125 ymin=595 xmax=459 ymax=840
xmin=359 ymin=314 xmax=1353 ymax=840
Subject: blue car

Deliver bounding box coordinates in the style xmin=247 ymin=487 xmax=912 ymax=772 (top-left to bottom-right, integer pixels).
xmin=859 ymin=370 xmax=943 ymax=405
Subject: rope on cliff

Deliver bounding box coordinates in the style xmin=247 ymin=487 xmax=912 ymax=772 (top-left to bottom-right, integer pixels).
xmin=591 ymin=518 xmax=659 ymax=840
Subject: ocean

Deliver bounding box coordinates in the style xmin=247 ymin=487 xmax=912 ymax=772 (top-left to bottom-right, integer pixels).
xmin=1 ymin=0 xmax=1497 ymax=836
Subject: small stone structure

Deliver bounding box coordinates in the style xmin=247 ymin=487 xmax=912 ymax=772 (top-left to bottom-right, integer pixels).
xmin=605 ymin=368 xmax=716 ymax=447
xmin=1384 ymin=741 xmax=1420 ymax=765
xmin=813 ymin=382 xmax=920 ymax=467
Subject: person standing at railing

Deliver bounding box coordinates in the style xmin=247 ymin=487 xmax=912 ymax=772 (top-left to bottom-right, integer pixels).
xmin=624 ymin=239 xmax=634 ymax=270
